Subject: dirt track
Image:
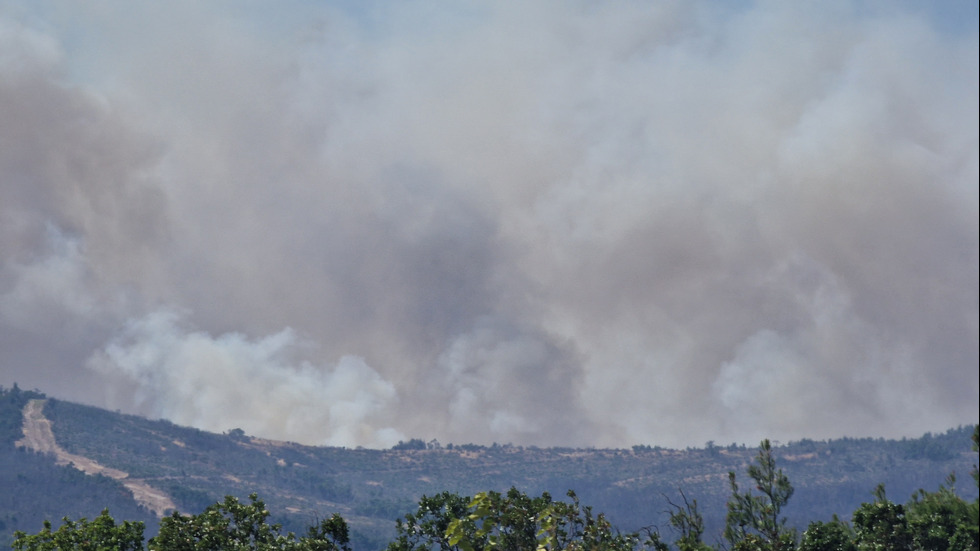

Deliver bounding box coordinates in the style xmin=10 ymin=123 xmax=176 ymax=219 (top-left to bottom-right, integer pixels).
xmin=16 ymin=399 xmax=177 ymax=516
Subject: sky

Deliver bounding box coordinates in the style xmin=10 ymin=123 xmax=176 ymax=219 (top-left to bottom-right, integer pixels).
xmin=0 ymin=1 xmax=977 ymax=450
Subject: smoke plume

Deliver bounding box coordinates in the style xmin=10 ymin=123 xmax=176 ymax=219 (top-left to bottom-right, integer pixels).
xmin=1 ymin=1 xmax=977 ymax=448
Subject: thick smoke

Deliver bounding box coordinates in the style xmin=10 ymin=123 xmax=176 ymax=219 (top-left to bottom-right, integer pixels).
xmin=0 ymin=1 xmax=977 ymax=448
xmin=87 ymin=310 xmax=401 ymax=448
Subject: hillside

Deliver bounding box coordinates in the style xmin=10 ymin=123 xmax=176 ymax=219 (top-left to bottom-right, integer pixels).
xmin=0 ymin=387 xmax=157 ymax=549
xmin=2 ymin=387 xmax=976 ymax=549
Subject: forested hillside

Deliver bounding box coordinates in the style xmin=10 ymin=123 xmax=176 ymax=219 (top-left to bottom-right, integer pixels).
xmin=2 ymin=387 xmax=976 ymax=549
xmin=0 ymin=387 xmax=156 ymax=548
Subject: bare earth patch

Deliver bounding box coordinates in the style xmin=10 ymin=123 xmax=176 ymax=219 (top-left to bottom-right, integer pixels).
xmin=16 ymin=399 xmax=177 ymax=516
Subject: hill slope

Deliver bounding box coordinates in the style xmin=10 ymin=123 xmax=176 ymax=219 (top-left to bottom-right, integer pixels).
xmin=0 ymin=387 xmax=157 ymax=549
xmin=2 ymin=387 xmax=976 ymax=549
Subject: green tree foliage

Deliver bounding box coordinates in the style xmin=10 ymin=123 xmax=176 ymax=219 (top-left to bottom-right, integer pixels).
xmin=454 ymin=488 xmax=548 ymax=550
xmin=386 ymin=491 xmax=477 ymax=551
xmin=298 ymin=516 xmax=351 ymax=551
xmin=724 ymin=440 xmax=796 ymax=551
xmin=150 ymin=493 xmax=349 ymax=551
xmin=972 ymin=424 xmax=980 ymax=490
xmin=797 ymin=517 xmax=856 ymax=551
xmin=838 ymin=425 xmax=980 ymax=551
xmin=533 ymin=491 xmax=641 ymax=551
xmin=12 ymin=509 xmax=144 ymax=551
xmin=660 ymin=491 xmax=712 ymax=551
xmin=904 ymin=475 xmax=978 ymax=551
xmin=444 ymin=488 xmax=641 ymax=551
xmin=850 ymin=485 xmax=913 ymax=551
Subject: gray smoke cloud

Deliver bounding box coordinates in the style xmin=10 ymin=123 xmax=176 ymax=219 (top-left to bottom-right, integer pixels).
xmin=0 ymin=1 xmax=976 ymax=448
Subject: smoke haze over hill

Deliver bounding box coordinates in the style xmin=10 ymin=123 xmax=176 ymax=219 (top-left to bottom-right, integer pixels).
xmin=1 ymin=1 xmax=977 ymax=448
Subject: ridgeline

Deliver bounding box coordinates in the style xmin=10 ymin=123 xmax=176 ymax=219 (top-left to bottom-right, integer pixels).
xmin=1 ymin=386 xmax=976 ymax=549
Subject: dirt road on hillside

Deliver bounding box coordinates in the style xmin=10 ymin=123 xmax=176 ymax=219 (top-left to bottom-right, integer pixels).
xmin=16 ymin=399 xmax=177 ymax=516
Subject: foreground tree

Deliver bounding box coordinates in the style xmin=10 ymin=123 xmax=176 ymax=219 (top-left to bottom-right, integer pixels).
xmin=797 ymin=517 xmax=856 ymax=551
xmin=658 ymin=491 xmax=713 ymax=551
xmin=850 ymin=485 xmax=913 ymax=551
xmin=386 ymin=492 xmax=479 ymax=551
xmin=904 ymin=475 xmax=978 ymax=551
xmin=533 ymin=491 xmax=641 ymax=551
xmin=149 ymin=494 xmax=349 ymax=551
xmin=445 ymin=489 xmax=641 ymax=551
xmin=724 ymin=439 xmax=796 ymax=551
xmin=12 ymin=509 xmax=144 ymax=551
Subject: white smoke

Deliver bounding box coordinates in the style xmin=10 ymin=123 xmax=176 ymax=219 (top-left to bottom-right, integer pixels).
xmin=87 ymin=310 xmax=402 ymax=448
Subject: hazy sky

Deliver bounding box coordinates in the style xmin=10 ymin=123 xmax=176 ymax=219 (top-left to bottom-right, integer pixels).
xmin=1 ymin=1 xmax=977 ymax=449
